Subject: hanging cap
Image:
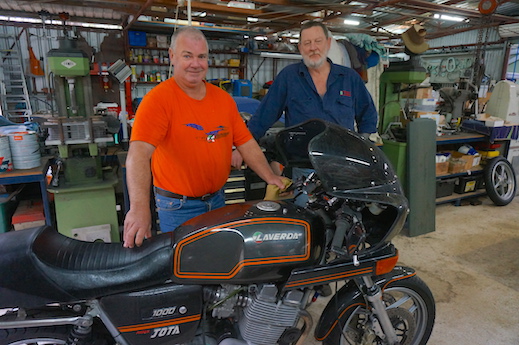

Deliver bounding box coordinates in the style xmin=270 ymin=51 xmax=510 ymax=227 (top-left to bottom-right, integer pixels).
xmin=402 ymin=24 xmax=429 ymax=54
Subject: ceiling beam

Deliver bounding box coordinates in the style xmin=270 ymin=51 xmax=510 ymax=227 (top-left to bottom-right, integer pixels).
xmin=124 ymin=0 xmax=156 ymax=30
xmin=403 ymin=0 xmax=519 ymax=22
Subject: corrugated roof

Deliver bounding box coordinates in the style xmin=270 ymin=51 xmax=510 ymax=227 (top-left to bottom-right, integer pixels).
xmin=0 ymin=0 xmax=518 ymax=40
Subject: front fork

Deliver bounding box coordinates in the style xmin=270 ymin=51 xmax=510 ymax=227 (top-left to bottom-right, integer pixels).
xmin=360 ymin=276 xmax=399 ymax=345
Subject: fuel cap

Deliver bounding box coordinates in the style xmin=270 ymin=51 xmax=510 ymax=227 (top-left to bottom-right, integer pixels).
xmin=256 ymin=201 xmax=281 ymax=212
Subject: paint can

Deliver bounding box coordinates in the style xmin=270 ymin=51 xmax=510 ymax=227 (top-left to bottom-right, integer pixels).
xmin=8 ymin=131 xmax=41 ymax=170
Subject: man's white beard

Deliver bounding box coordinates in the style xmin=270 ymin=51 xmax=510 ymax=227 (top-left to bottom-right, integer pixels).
xmin=303 ymin=53 xmax=327 ymax=69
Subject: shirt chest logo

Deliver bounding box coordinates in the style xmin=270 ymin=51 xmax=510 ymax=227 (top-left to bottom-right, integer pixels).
xmin=184 ymin=123 xmax=229 ymax=142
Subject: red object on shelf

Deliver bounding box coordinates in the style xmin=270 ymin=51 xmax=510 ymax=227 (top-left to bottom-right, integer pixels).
xmin=12 ymin=200 xmax=44 ymax=224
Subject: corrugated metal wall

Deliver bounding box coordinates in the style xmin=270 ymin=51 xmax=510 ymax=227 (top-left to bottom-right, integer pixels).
xmin=425 ymin=26 xmax=507 ymax=82
xmin=0 ymin=24 xmax=110 ymax=113
xmin=0 ymin=22 xmax=512 ymax=113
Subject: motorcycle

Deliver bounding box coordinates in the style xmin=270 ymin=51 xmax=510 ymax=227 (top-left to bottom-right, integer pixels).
xmin=0 ymin=119 xmax=435 ymax=345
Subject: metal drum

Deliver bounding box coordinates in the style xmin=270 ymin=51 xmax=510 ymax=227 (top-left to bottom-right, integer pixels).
xmin=8 ymin=132 xmax=41 ymax=170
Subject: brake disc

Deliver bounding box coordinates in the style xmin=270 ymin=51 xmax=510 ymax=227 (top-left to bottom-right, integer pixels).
xmin=386 ymin=308 xmax=417 ymax=345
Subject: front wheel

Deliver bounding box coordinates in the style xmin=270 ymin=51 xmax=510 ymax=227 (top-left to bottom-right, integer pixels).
xmin=319 ymin=273 xmax=435 ymax=345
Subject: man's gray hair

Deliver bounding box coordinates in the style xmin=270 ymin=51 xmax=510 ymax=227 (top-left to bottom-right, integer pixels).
xmin=170 ymin=26 xmax=208 ymax=50
xmin=300 ymin=21 xmax=329 ymax=38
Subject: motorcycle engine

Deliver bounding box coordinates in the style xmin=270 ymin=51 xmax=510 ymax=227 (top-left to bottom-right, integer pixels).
xmin=206 ymin=284 xmax=305 ymax=345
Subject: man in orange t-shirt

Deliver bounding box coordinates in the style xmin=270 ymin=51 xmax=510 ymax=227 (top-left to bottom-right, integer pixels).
xmin=123 ymin=26 xmax=287 ymax=248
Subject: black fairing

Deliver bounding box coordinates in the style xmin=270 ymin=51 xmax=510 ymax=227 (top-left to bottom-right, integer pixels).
xmin=171 ymin=201 xmax=325 ymax=284
xmin=276 ymin=119 xmax=409 ymax=246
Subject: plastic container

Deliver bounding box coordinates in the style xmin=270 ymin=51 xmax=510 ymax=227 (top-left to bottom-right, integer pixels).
xmin=436 ymin=178 xmax=456 ymax=198
xmin=128 ymin=31 xmax=147 ymax=47
xmin=454 ymin=175 xmax=479 ymax=194
xmin=232 ymin=79 xmax=253 ymax=98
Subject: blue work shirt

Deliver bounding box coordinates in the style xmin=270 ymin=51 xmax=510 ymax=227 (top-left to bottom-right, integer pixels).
xmin=248 ymin=59 xmax=378 ymax=140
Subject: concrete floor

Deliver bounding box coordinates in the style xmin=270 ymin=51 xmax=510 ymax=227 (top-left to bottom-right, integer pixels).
xmin=306 ymin=196 xmax=519 ymax=345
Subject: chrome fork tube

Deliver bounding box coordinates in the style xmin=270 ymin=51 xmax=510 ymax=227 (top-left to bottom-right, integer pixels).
xmin=361 ymin=276 xmax=399 ymax=345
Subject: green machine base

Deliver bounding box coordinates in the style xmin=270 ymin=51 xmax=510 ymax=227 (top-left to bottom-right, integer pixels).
xmin=379 ymin=58 xmax=427 ymax=134
xmin=47 ymin=177 xmax=119 ymax=242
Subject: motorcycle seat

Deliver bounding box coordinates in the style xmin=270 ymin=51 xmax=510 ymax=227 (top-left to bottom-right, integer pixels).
xmin=0 ymin=226 xmax=174 ymax=308
xmin=33 ymin=226 xmax=174 ymax=298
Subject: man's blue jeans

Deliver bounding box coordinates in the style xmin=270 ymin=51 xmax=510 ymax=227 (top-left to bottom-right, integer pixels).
xmin=154 ymin=188 xmax=225 ymax=233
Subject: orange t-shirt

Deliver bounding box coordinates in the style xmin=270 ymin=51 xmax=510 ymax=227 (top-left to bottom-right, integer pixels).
xmin=131 ymin=78 xmax=252 ymax=197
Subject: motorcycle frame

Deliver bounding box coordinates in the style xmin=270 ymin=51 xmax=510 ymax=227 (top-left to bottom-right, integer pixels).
xmin=0 ymin=274 xmax=403 ymax=345
xmin=0 ymin=300 xmax=132 ymax=345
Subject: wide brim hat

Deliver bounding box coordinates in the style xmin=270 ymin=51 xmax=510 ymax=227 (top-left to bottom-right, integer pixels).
xmin=402 ymin=24 xmax=429 ymax=54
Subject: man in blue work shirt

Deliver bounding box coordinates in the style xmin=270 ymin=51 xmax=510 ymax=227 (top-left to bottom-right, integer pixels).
xmin=232 ymin=20 xmax=378 ymax=170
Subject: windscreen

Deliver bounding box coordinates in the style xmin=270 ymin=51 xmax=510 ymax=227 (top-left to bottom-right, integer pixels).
xmin=308 ymin=123 xmax=397 ymax=191
xmin=276 ymin=120 xmax=398 ymax=192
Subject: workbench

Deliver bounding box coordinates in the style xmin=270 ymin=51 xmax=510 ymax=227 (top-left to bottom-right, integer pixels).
xmin=0 ymin=160 xmax=52 ymax=226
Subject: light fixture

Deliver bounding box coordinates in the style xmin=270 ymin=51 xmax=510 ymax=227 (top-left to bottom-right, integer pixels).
xmin=0 ymin=15 xmax=122 ymax=30
xmin=344 ymin=19 xmax=360 ymax=26
xmin=499 ymin=23 xmax=519 ymax=38
xmin=254 ymin=36 xmax=268 ymax=41
xmin=259 ymin=52 xmax=302 ymax=59
xmin=433 ymin=14 xmax=465 ymax=22
xmin=227 ymin=1 xmax=255 ymax=9
xmin=247 ymin=17 xmax=259 ymax=22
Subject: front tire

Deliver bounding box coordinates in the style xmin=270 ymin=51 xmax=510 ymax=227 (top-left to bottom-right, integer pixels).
xmin=320 ymin=274 xmax=435 ymax=345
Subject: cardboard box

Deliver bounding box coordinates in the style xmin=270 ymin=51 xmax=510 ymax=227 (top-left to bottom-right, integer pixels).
xmin=156 ymin=35 xmax=169 ymax=48
xmin=416 ymin=87 xmax=433 ymax=99
xmin=436 ymin=161 xmax=449 ymax=176
xmin=448 ymin=158 xmax=466 ymax=174
xmin=450 ymin=151 xmax=481 ymax=170
xmin=12 ymin=200 xmax=44 ymax=229
xmin=401 ymin=98 xmax=438 ymax=112
xmin=401 ymin=87 xmax=433 ymax=99
xmin=476 ymin=113 xmax=505 ymax=127
xmin=14 ymin=220 xmax=46 ymax=231
xmin=227 ymin=58 xmax=240 ymax=67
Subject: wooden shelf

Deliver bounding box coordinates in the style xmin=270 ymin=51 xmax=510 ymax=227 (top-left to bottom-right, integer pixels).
xmin=210 ymin=50 xmax=245 ymax=54
xmin=436 ymin=190 xmax=487 ymax=205
xmin=135 ymin=81 xmax=161 ymax=84
xmin=130 ymin=46 xmax=169 ymax=51
xmin=209 ymin=65 xmax=244 ymax=68
xmin=131 ymin=62 xmax=170 ymax=66
xmin=436 ymin=166 xmax=483 ymax=179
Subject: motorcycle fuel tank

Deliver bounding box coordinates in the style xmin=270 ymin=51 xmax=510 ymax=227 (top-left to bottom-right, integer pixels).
xmin=171 ymin=201 xmax=325 ymax=284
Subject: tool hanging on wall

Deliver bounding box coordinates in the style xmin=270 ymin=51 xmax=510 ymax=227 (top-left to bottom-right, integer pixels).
xmin=28 ymin=46 xmax=44 ymax=76
xmin=472 ymin=0 xmax=499 ymax=89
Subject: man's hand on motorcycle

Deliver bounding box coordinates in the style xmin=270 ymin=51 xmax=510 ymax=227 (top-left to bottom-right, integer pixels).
xmin=123 ymin=209 xmax=152 ymax=248
xmin=264 ymin=176 xmax=293 ymax=200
